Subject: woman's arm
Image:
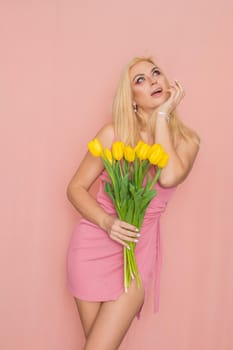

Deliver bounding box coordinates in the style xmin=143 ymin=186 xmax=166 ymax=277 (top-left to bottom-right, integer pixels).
xmin=66 ymin=122 xmax=139 ymax=248
xmin=154 ymin=80 xmax=200 ymax=188
xmin=155 ymin=117 xmax=200 ymax=187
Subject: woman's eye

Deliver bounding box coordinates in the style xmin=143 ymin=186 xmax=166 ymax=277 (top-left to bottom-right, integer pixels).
xmin=136 ymin=77 xmax=144 ymax=84
xmin=136 ymin=70 xmax=161 ymax=83
xmin=153 ymin=69 xmax=160 ymax=75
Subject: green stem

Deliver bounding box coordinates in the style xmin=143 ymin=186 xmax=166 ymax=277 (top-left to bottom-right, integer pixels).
xmin=134 ymin=158 xmax=138 ymax=187
xmin=128 ymin=255 xmax=134 ymax=280
xmin=149 ymin=167 xmax=161 ymax=190
xmin=126 ymin=242 xmax=141 ymax=289
xmin=142 ymin=161 xmax=151 ymax=178
xmin=118 ymin=160 xmax=123 ymax=178
xmin=126 ymin=260 xmax=130 ymax=289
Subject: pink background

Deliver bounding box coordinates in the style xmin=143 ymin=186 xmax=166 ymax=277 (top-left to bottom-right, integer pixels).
xmin=1 ymin=1 xmax=232 ymax=349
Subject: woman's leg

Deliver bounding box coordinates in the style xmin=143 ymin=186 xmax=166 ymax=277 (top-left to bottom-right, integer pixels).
xmin=84 ymin=279 xmax=145 ymax=350
xmin=74 ymin=298 xmax=102 ymax=338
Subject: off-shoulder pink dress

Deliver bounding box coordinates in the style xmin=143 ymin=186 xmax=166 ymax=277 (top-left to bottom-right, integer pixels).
xmin=66 ymin=167 xmax=177 ymax=320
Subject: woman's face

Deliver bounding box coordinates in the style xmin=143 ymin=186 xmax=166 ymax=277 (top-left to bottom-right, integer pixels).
xmin=129 ymin=61 xmax=170 ymax=114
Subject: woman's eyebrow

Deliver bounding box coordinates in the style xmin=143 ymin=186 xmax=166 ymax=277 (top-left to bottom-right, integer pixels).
xmin=132 ymin=66 xmax=159 ymax=81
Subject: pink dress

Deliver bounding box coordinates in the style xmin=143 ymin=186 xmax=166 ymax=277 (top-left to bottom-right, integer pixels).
xmin=66 ymin=167 xmax=177 ymax=320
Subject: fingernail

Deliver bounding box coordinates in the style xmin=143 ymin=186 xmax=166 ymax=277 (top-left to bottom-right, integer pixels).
xmin=134 ymin=239 xmax=138 ymax=243
xmin=127 ymin=245 xmax=130 ymax=250
xmin=136 ymin=233 xmax=141 ymax=237
xmin=135 ymin=228 xmax=139 ymax=232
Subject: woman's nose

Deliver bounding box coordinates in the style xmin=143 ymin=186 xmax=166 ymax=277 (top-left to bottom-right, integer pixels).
xmin=149 ymin=76 xmax=157 ymax=84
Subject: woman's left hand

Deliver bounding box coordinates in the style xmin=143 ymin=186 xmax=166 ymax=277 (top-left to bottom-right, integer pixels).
xmin=156 ymin=80 xmax=186 ymax=115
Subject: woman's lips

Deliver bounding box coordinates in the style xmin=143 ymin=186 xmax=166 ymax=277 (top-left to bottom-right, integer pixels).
xmin=151 ymin=91 xmax=163 ymax=98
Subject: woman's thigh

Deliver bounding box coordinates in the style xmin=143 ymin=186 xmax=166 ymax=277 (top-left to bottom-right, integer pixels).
xmin=74 ymin=297 xmax=102 ymax=338
xmin=84 ymin=279 xmax=145 ymax=350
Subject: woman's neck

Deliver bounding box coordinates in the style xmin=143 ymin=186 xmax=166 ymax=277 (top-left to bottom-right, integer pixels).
xmin=139 ymin=129 xmax=154 ymax=145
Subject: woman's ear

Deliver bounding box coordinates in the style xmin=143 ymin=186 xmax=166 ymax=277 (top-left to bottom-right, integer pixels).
xmin=132 ymin=102 xmax=137 ymax=112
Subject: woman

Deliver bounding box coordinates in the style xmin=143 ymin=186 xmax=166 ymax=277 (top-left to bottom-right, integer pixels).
xmin=66 ymin=55 xmax=200 ymax=349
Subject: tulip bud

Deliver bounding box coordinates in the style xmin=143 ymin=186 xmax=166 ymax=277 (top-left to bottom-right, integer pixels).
xmin=134 ymin=140 xmax=144 ymax=153
xmin=88 ymin=138 xmax=103 ymax=157
xmin=148 ymin=146 xmax=164 ymax=165
xmin=157 ymin=152 xmax=169 ymax=168
xmin=112 ymin=141 xmax=125 ymax=160
xmin=103 ymin=148 xmax=113 ymax=164
xmin=124 ymin=146 xmax=135 ymax=162
xmin=147 ymin=144 xmax=162 ymax=158
xmin=135 ymin=143 xmax=151 ymax=160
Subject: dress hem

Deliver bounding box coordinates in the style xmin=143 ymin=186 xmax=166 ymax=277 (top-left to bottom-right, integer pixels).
xmin=67 ymin=280 xmax=148 ymax=320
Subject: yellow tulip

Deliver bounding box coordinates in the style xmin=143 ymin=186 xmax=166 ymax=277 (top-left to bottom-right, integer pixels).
xmin=148 ymin=145 xmax=164 ymax=165
xmin=88 ymin=138 xmax=103 ymax=157
xmin=134 ymin=140 xmax=144 ymax=153
xmin=112 ymin=141 xmax=125 ymax=160
xmin=147 ymin=144 xmax=162 ymax=158
xmin=124 ymin=146 xmax=135 ymax=162
xmin=135 ymin=143 xmax=151 ymax=160
xmin=103 ymin=148 xmax=113 ymax=164
xmin=157 ymin=152 xmax=169 ymax=168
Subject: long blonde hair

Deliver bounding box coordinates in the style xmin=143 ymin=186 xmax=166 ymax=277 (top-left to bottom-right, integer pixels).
xmin=112 ymin=56 xmax=201 ymax=148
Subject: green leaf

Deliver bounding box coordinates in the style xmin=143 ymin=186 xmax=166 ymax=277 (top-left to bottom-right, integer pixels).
xmin=125 ymin=198 xmax=134 ymax=223
xmin=139 ymin=189 xmax=157 ymax=211
xmin=104 ymin=182 xmax=116 ymax=204
xmin=119 ymin=173 xmax=129 ymax=204
xmin=129 ymin=183 xmax=136 ymax=196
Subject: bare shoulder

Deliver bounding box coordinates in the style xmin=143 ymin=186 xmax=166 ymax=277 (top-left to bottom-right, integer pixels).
xmin=67 ymin=122 xmax=114 ymax=191
xmin=95 ymin=122 xmax=115 ymax=148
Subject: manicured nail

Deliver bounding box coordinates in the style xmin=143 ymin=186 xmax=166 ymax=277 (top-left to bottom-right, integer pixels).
xmin=135 ymin=228 xmax=139 ymax=232
xmin=136 ymin=233 xmax=141 ymax=237
xmin=127 ymin=245 xmax=130 ymax=250
xmin=134 ymin=239 xmax=138 ymax=243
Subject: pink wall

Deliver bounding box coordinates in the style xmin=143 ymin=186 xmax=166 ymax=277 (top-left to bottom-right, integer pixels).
xmin=1 ymin=1 xmax=232 ymax=349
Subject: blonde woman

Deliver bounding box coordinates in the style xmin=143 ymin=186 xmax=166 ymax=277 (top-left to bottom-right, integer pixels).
xmin=66 ymin=56 xmax=200 ymax=349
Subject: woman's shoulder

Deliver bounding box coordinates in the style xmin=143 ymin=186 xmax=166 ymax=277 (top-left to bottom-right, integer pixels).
xmin=94 ymin=122 xmax=115 ymax=149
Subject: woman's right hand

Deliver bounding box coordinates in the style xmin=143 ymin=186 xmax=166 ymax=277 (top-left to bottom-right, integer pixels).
xmin=103 ymin=215 xmax=140 ymax=249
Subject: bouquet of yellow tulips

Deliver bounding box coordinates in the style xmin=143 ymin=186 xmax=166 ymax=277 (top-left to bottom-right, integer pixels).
xmin=88 ymin=138 xmax=169 ymax=292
